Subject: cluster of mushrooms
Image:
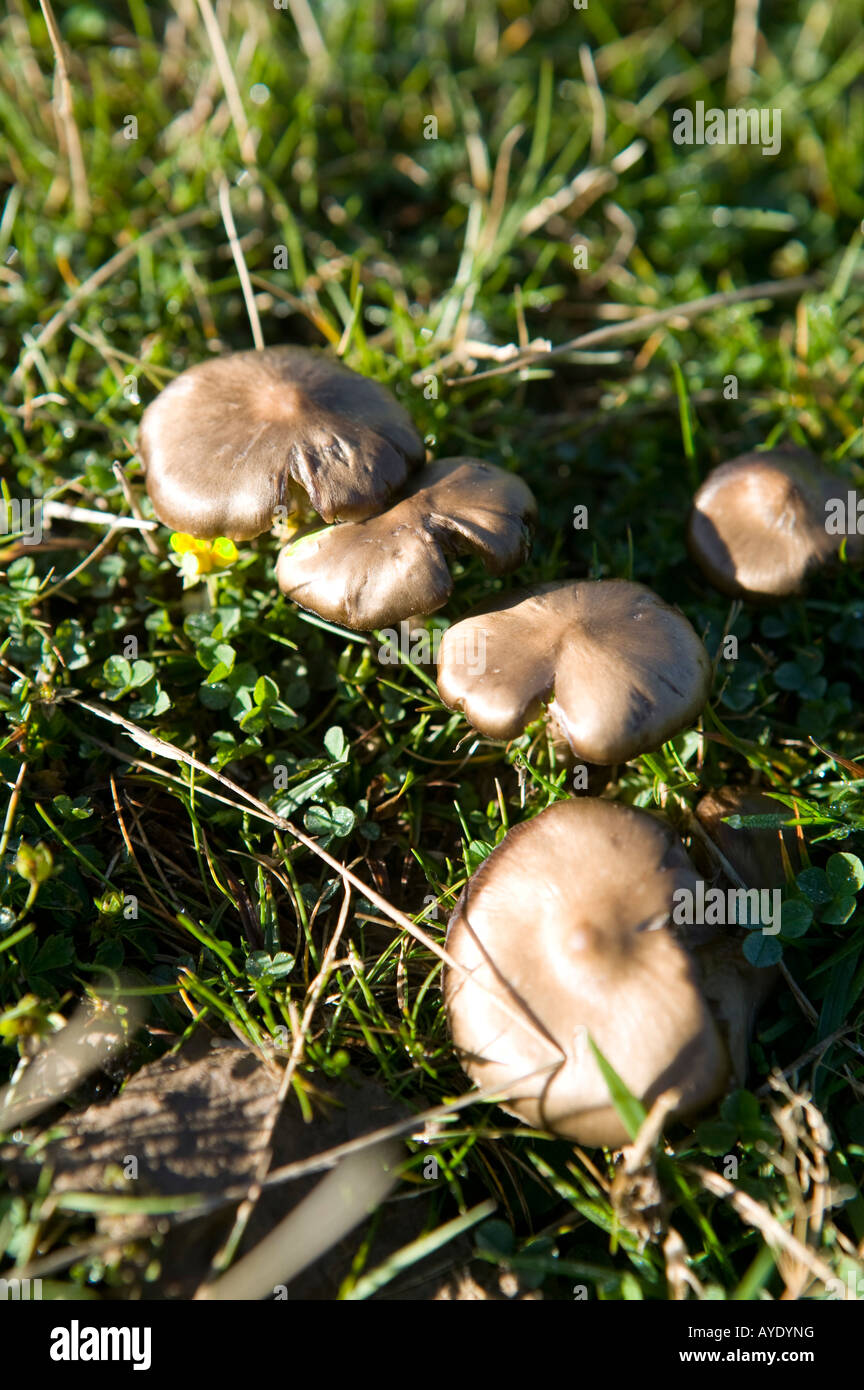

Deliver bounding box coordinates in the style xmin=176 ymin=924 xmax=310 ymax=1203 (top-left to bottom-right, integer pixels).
xmin=138 ymin=347 xmax=846 ymax=1149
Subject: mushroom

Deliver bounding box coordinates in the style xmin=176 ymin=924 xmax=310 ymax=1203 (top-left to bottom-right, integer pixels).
xmin=436 ymin=579 xmax=712 ymax=765
xmin=444 ymin=798 xmax=731 ymax=1147
xmin=686 ymin=447 xmax=857 ymax=600
xmin=275 ymin=458 xmax=537 ymax=631
xmin=138 ymin=346 xmax=424 ymax=540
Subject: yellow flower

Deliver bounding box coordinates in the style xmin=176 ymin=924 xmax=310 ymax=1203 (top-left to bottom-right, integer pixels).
xmin=170 ymin=533 xmax=238 ymax=586
xmin=211 ymin=537 xmax=238 ymax=567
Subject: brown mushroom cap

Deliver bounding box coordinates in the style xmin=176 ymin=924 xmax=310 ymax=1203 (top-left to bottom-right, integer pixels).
xmin=436 ymin=579 xmax=712 ymax=764
xmin=444 ymin=798 xmax=730 ymax=1147
xmin=138 ymin=346 xmax=424 ymax=540
xmin=276 ymin=457 xmax=536 ymax=631
xmin=687 ymin=448 xmax=849 ymax=599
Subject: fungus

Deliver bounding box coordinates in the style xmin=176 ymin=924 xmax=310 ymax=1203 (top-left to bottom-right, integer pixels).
xmin=138 ymin=346 xmax=424 ymax=540
xmin=436 ymin=579 xmax=711 ymax=765
xmin=686 ymin=448 xmax=857 ymax=600
xmin=444 ymin=798 xmax=733 ymax=1147
xmin=276 ymin=457 xmax=536 ymax=631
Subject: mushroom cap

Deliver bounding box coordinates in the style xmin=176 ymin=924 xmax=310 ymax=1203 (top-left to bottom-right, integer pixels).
xmin=687 ymin=448 xmax=844 ymax=599
xmin=276 ymin=457 xmax=536 ymax=631
xmin=138 ymin=346 xmax=424 ymax=539
xmin=444 ymin=798 xmax=730 ymax=1147
xmin=436 ymin=579 xmax=712 ymax=764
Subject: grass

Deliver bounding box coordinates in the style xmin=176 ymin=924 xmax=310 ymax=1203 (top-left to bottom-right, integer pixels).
xmin=1 ymin=0 xmax=864 ymax=1300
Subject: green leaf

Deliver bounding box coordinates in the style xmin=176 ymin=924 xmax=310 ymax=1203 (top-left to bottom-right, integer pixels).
xmin=725 ymin=813 xmax=792 ymax=830
xmin=52 ymin=794 xmax=92 ymax=821
xmin=95 ymin=939 xmax=125 ymax=970
xmin=273 ymin=764 xmax=340 ymax=814
xmin=774 ymin=662 xmax=803 ymax=691
xmin=254 ymin=675 xmax=280 ymax=706
xmin=719 ymin=1090 xmax=772 ymax=1144
xmin=799 ymin=675 xmax=827 ymax=700
xmin=796 ymin=867 xmax=833 ymax=905
xmin=198 ymin=639 xmax=236 ymax=674
xmin=30 ymin=934 xmax=75 ymax=974
xmin=693 ymin=1119 xmax=738 ymax=1155
xmin=245 ymin=950 xmax=295 ymax=980
xmin=742 ymin=932 xmax=783 ymax=967
xmin=797 ymin=648 xmax=824 ymax=675
xmin=199 ymin=681 xmax=233 ymax=710
xmin=149 ymin=688 xmax=172 ymax=716
xmin=128 ymin=659 xmax=156 ymax=688
xmin=587 ymin=1036 xmax=646 ymax=1143
xmin=268 ymin=951 xmax=295 ymax=978
xmin=619 ymin=1273 xmax=644 ymax=1301
xmin=827 ymin=852 xmax=864 ymax=895
xmin=475 ymin=1220 xmax=514 ymax=1258
xmin=215 ymin=606 xmax=242 ymax=637
xmin=465 ymin=838 xmax=493 ymax=872
xmin=323 ymin=726 xmax=348 ymax=761
xmin=103 ymin=655 xmax=132 ymax=687
xmin=818 ymin=956 xmax=858 ymax=1039
xmin=820 ymin=895 xmax=857 ymax=925
xmin=184 ymin=611 xmax=220 ymax=642
xmin=780 ymin=898 xmax=813 ymax=937
xmin=304 ymin=804 xmax=356 ymax=838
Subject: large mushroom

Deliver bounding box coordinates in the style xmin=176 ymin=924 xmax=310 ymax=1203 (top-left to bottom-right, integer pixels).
xmin=276 ymin=458 xmax=537 ymax=631
xmin=687 ymin=447 xmax=857 ymax=600
xmin=138 ymin=347 xmax=424 ymax=540
xmin=444 ymin=798 xmax=735 ymax=1147
xmin=436 ymin=579 xmax=712 ymax=765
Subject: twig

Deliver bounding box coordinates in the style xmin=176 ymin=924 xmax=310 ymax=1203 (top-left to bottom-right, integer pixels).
xmin=755 ymin=1027 xmax=857 ymax=1095
xmin=218 ymin=177 xmax=264 ymax=351
xmin=283 ymin=0 xmax=329 ymax=75
xmin=435 ymin=274 xmax=817 ymax=386
xmin=110 ymin=463 xmax=162 ymax=556
xmin=47 ymin=527 xmax=122 ymax=599
xmin=728 ymin=0 xmax=762 ymax=103
xmin=38 ymin=0 xmax=91 ymax=227
xmin=517 ymin=137 xmax=644 ymax=238
xmin=69 ymin=323 xmax=175 ymax=379
xmin=195 ymin=0 xmax=257 ymax=168
xmin=579 ymin=44 xmax=606 ymax=163
xmin=0 ymin=761 xmax=27 ymax=866
xmin=43 ymin=500 xmax=158 ymax=532
xmin=693 ymin=1165 xmax=842 ymax=1293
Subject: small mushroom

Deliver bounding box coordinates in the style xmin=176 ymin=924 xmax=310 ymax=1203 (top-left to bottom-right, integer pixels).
xmin=436 ymin=579 xmax=712 ymax=765
xmin=444 ymin=798 xmax=731 ymax=1147
xmin=687 ymin=448 xmax=855 ymax=599
xmin=276 ymin=458 xmax=537 ymax=631
xmin=138 ymin=346 xmax=424 ymax=540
